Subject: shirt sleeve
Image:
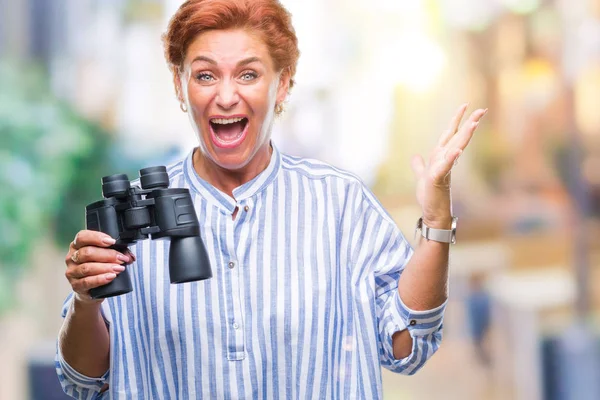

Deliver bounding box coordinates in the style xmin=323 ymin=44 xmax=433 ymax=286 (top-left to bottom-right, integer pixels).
xmin=376 ymin=280 xmax=446 ymax=374
xmin=351 ymin=185 xmax=447 ymax=375
xmin=55 ymin=293 xmax=110 ymax=399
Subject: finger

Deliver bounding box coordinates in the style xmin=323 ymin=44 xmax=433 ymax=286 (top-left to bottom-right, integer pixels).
xmin=67 ymin=246 xmax=132 ymax=266
xmin=72 ymin=230 xmax=116 ymax=251
xmin=72 ymin=273 xmax=118 ymax=293
xmin=433 ymin=148 xmax=462 ymax=179
xmin=125 ymin=248 xmax=137 ymax=262
xmin=446 ymin=108 xmax=487 ymax=151
xmin=410 ymin=155 xmax=426 ymax=178
xmin=438 ymin=103 xmax=468 ymax=147
xmin=66 ymin=262 xmax=126 ymax=280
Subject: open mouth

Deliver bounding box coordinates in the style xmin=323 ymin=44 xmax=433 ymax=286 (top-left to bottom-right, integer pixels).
xmin=209 ymin=117 xmax=249 ymax=148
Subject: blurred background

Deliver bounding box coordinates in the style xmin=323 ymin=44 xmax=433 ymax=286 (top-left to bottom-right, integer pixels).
xmin=1 ymin=0 xmax=599 ymax=399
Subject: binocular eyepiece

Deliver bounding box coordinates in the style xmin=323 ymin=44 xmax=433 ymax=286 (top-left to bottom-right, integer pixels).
xmin=85 ymin=166 xmax=212 ymax=299
xmin=101 ymin=166 xmax=170 ymax=197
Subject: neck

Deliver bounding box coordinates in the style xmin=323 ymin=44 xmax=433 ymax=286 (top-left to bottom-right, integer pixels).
xmin=192 ymin=144 xmax=272 ymax=198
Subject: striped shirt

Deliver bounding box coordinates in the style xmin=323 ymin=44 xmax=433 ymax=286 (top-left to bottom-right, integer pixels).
xmin=56 ymin=144 xmax=446 ymax=399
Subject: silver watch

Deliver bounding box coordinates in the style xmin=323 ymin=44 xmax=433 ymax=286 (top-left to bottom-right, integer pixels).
xmin=415 ymin=217 xmax=458 ymax=244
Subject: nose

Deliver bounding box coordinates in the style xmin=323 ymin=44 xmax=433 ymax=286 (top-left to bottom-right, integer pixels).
xmin=215 ymin=79 xmax=240 ymax=110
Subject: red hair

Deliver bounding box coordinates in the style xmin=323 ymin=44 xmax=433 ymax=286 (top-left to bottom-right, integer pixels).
xmin=163 ymin=0 xmax=300 ymax=89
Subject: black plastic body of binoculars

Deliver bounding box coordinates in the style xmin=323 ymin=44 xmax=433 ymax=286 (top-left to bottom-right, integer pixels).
xmin=85 ymin=166 xmax=212 ymax=299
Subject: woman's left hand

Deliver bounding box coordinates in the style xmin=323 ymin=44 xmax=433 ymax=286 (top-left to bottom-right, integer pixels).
xmin=410 ymin=104 xmax=487 ymax=229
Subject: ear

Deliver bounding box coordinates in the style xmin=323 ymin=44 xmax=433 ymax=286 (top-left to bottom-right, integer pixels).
xmin=276 ymin=67 xmax=291 ymax=105
xmin=173 ymin=69 xmax=184 ymax=103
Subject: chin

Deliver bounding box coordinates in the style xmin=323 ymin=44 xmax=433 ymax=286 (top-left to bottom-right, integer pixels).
xmin=213 ymin=154 xmax=252 ymax=171
xmin=204 ymin=143 xmax=256 ymax=171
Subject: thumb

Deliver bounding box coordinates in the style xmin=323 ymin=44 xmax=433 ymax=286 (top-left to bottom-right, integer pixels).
xmin=410 ymin=154 xmax=426 ymax=178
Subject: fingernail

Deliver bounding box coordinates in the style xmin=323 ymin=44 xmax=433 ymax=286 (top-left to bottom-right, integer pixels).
xmin=106 ymin=273 xmax=117 ymax=280
xmin=126 ymin=249 xmax=137 ymax=261
xmin=113 ymin=265 xmax=126 ymax=273
xmin=117 ymin=253 xmax=128 ymax=262
xmin=102 ymin=237 xmax=116 ymax=245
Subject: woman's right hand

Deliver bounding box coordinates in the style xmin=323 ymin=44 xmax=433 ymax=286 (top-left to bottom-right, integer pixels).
xmin=64 ymin=230 xmax=135 ymax=304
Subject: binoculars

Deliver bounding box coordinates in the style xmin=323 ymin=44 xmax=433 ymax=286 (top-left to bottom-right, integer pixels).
xmin=85 ymin=166 xmax=212 ymax=299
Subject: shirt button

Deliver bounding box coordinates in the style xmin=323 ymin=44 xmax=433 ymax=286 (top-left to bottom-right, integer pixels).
xmin=244 ymin=205 xmax=250 ymax=212
xmin=409 ymin=320 xmax=417 ymax=326
xmin=233 ymin=323 xmax=240 ymax=329
xmin=228 ymin=261 xmax=236 ymax=269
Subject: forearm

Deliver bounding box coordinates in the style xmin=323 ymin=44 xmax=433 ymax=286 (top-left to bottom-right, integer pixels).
xmin=392 ymin=236 xmax=448 ymax=359
xmin=398 ymin=236 xmax=449 ymax=311
xmin=58 ymin=298 xmax=110 ymax=378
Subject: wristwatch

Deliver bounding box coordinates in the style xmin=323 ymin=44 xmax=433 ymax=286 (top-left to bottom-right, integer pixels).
xmin=415 ymin=216 xmax=458 ymax=244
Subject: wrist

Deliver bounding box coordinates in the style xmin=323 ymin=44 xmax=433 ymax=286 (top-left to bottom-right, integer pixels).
xmin=416 ymin=215 xmax=458 ymax=244
xmin=421 ymin=192 xmax=452 ymax=228
xmin=73 ymin=293 xmax=104 ymax=312
xmin=422 ymin=213 xmax=453 ymax=230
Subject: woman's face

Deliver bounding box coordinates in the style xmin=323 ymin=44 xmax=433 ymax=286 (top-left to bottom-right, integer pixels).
xmin=178 ymin=29 xmax=290 ymax=171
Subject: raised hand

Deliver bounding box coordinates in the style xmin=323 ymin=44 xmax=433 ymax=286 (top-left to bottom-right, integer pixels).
xmin=410 ymin=104 xmax=487 ymax=229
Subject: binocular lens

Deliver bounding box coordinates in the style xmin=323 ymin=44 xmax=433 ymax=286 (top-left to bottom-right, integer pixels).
xmin=169 ymin=236 xmax=212 ymax=283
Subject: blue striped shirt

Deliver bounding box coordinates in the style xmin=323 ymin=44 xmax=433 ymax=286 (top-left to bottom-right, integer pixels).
xmin=56 ymin=144 xmax=446 ymax=399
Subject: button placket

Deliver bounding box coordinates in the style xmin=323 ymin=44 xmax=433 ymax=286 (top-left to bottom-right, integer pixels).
xmin=237 ymin=199 xmax=253 ymax=217
xmin=224 ymin=218 xmax=245 ymax=360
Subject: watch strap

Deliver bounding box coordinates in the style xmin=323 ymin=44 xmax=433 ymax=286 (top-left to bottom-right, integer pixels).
xmin=415 ymin=217 xmax=458 ymax=244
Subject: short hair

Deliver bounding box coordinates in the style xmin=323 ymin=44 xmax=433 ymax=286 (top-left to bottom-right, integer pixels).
xmin=163 ymin=0 xmax=300 ymax=89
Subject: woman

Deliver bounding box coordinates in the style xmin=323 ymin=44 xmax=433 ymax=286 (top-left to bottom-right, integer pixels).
xmin=57 ymin=0 xmax=486 ymax=398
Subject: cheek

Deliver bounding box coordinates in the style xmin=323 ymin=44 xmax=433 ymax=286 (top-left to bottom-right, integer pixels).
xmin=246 ymin=87 xmax=276 ymax=117
xmin=187 ymin=87 xmax=208 ymax=106
xmin=188 ymin=96 xmax=213 ymax=126
xmin=185 ymin=79 xmax=212 ymax=104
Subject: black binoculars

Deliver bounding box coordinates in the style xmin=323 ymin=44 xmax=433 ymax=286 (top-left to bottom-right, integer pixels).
xmin=85 ymin=166 xmax=212 ymax=299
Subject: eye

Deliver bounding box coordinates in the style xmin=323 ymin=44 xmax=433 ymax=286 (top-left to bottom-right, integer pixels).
xmin=240 ymin=71 xmax=258 ymax=81
xmin=195 ymin=72 xmax=215 ymax=82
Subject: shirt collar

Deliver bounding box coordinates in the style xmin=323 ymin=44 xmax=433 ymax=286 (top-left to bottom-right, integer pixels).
xmin=183 ymin=143 xmax=282 ymax=213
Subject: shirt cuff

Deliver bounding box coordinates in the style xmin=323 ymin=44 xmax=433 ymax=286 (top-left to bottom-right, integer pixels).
xmin=56 ymin=347 xmax=109 ymax=390
xmin=382 ymin=289 xmax=447 ymax=340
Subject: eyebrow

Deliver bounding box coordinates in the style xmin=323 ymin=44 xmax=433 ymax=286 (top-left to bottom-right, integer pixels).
xmin=191 ymin=56 xmax=263 ymax=67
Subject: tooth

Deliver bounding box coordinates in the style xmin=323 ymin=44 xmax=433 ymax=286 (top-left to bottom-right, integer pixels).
xmin=212 ymin=117 xmax=244 ymax=124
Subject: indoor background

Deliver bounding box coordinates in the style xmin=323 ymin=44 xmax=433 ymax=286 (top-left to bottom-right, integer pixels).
xmin=1 ymin=0 xmax=599 ymax=399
